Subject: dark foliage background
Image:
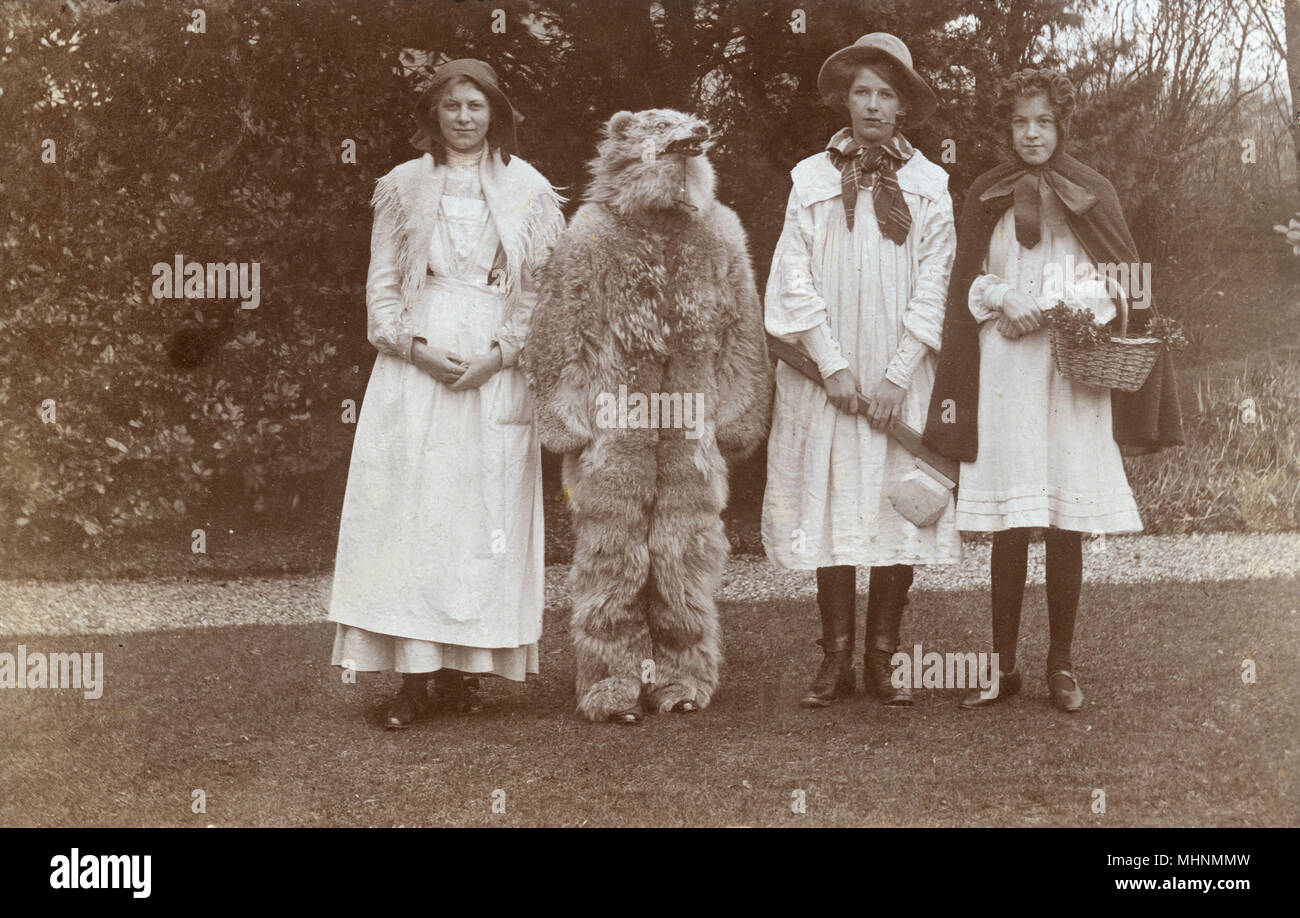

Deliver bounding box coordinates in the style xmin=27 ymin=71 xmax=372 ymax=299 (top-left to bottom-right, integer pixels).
xmin=1 ymin=0 xmax=1295 ymax=570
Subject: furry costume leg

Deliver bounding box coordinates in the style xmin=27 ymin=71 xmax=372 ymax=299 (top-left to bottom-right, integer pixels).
xmin=641 ymin=435 xmax=729 ymax=713
xmin=565 ymin=444 xmax=657 ymax=722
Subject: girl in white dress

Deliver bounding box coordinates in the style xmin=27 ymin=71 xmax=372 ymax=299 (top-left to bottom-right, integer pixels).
xmin=328 ymin=60 xmax=564 ymax=728
xmin=926 ymin=69 xmax=1157 ymax=713
xmin=764 ymin=35 xmax=961 ymax=709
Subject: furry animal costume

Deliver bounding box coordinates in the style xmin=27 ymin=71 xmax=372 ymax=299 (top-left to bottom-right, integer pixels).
xmin=522 ymin=110 xmax=772 ymax=721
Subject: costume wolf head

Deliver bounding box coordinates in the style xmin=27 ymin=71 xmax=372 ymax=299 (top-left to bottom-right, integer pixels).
xmin=585 ymin=109 xmax=717 ymax=216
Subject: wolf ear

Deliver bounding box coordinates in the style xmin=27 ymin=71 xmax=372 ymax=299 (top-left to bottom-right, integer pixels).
xmin=607 ymin=110 xmax=637 ymax=137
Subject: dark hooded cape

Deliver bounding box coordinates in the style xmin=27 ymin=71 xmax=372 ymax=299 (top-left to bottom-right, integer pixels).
xmin=923 ymin=152 xmax=1183 ymax=462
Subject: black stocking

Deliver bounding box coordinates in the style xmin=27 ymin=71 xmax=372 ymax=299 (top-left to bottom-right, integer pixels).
xmin=1044 ymin=529 xmax=1082 ymax=674
xmin=990 ymin=529 xmax=1030 ymax=673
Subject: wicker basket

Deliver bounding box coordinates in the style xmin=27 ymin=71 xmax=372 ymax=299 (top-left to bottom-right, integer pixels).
xmin=1048 ymin=295 xmax=1162 ymax=392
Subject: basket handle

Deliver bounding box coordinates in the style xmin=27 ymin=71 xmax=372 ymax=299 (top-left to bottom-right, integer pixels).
xmin=1099 ymin=273 xmax=1130 ymax=337
xmin=1095 ymin=262 xmax=1165 ymax=336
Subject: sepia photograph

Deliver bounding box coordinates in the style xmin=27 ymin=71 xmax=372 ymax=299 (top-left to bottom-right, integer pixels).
xmin=0 ymin=0 xmax=1295 ymax=887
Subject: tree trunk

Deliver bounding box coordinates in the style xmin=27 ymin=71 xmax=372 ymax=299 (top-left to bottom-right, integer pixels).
xmin=1288 ymin=0 xmax=1300 ymax=193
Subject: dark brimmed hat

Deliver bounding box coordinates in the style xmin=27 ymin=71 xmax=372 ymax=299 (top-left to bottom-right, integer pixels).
xmin=411 ymin=58 xmax=520 ymax=155
xmin=817 ymin=33 xmax=937 ymax=126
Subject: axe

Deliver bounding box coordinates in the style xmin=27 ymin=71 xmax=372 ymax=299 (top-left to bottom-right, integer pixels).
xmin=767 ymin=334 xmax=958 ymax=528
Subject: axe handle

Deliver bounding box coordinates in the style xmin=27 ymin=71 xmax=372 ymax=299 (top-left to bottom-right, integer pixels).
xmin=767 ymin=334 xmax=960 ymax=485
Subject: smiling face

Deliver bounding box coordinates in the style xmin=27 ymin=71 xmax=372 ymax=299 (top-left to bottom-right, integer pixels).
xmin=437 ymin=79 xmax=491 ymax=154
xmin=847 ymin=64 xmax=902 ymax=146
xmin=1011 ymin=92 xmax=1058 ymax=165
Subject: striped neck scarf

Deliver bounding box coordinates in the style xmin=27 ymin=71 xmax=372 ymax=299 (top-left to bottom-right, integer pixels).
xmin=825 ymin=127 xmax=914 ymax=245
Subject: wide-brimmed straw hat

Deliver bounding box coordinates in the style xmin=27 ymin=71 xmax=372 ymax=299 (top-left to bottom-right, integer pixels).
xmin=411 ymin=58 xmax=520 ymax=155
xmin=817 ymin=33 xmax=937 ymax=126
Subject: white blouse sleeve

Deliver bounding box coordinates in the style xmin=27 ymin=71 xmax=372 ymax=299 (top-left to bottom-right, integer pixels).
xmin=765 ymin=187 xmax=849 ymax=378
xmin=884 ymin=191 xmax=956 ymax=388
xmin=898 ymin=191 xmax=956 ymax=351
xmin=968 ymin=260 xmax=1012 ymax=324
xmin=365 ymin=197 xmax=415 ymax=360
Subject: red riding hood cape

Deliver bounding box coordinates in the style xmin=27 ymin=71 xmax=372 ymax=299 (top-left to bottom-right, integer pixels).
xmin=923 ymin=152 xmax=1183 ymax=461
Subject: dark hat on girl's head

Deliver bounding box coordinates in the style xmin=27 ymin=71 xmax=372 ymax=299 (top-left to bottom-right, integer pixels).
xmin=411 ymin=58 xmax=521 ymax=155
xmin=818 ymin=32 xmax=938 ymax=126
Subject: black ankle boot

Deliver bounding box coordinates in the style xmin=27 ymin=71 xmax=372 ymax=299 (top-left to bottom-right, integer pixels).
xmin=801 ymin=567 xmax=856 ymax=708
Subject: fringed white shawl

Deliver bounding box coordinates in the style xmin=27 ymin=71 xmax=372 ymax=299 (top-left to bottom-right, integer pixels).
xmin=370 ymin=150 xmax=566 ymax=320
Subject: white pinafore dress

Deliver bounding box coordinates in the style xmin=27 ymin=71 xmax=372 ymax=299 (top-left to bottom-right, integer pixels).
xmin=328 ymin=158 xmax=543 ymax=679
xmin=955 ymin=204 xmax=1144 ymax=534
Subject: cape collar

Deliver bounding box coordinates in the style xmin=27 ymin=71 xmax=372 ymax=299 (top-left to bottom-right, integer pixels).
xmin=374 ymin=152 xmax=564 ymax=301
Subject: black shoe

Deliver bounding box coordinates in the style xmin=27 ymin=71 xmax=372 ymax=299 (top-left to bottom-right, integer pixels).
xmin=960 ymin=668 xmax=1022 ymax=709
xmin=433 ymin=670 xmax=482 ymax=714
xmin=1048 ymin=670 xmax=1084 ymax=712
xmin=609 ymin=710 xmax=643 ymax=725
xmin=800 ymin=645 xmax=856 ymax=708
xmin=382 ymin=683 xmax=431 ymax=730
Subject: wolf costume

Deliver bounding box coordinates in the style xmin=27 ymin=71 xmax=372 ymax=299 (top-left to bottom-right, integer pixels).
xmin=522 ymin=109 xmax=771 ymax=723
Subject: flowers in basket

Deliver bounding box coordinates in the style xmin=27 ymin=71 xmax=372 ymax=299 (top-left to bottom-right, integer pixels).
xmin=1044 ymin=301 xmax=1186 ymax=392
xmin=1044 ymin=302 xmax=1187 ymax=351
xmin=1274 ymin=215 xmax=1300 ymax=256
xmin=1045 ymin=301 xmax=1111 ymax=347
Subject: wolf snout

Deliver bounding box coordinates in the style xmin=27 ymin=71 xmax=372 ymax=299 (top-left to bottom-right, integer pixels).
xmin=665 ymin=122 xmax=714 ymax=155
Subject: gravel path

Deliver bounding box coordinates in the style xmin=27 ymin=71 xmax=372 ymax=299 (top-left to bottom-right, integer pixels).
xmin=2 ymin=532 xmax=1297 ymax=636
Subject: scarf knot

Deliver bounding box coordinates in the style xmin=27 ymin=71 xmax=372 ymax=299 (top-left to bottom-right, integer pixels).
xmin=979 ymin=160 xmax=1098 ymax=249
xmin=826 ymin=127 xmax=914 ymax=245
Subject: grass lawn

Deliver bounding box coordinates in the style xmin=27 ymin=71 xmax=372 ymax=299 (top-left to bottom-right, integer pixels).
xmin=2 ymin=576 xmax=1296 ymax=827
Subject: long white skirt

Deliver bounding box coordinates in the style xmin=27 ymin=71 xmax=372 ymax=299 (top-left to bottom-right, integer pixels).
xmin=328 ymin=276 xmax=543 ymax=680
xmin=955 ymin=322 xmax=1143 ymax=534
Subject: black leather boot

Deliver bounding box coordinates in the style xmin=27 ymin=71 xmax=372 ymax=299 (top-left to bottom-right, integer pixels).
xmin=864 ymin=565 xmax=913 ymax=706
xmin=800 ymin=566 xmax=856 ymax=708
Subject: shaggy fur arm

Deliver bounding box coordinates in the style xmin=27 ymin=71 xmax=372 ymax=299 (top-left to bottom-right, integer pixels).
xmin=520 ymin=220 xmax=595 ymax=455
xmin=712 ymin=206 xmax=772 ymax=460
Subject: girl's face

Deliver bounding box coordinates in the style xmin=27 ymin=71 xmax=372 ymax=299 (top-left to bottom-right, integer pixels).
xmin=1011 ymin=92 xmax=1058 ymax=166
xmin=848 ymin=65 xmax=902 ymax=146
xmin=438 ymin=81 xmax=491 ymax=154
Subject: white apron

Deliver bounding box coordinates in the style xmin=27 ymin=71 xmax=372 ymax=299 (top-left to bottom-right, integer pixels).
xmin=329 ymin=176 xmax=543 ymax=676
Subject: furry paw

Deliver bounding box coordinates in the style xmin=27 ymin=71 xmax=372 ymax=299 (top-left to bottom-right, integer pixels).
xmin=577 ymin=676 xmax=642 ymax=723
xmin=536 ymin=408 xmax=589 ymax=455
xmin=644 ymin=681 xmax=708 ymax=714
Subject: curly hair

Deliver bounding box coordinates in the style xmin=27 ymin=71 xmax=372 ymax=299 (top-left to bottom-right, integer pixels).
xmin=993 ymin=68 xmax=1076 ymax=146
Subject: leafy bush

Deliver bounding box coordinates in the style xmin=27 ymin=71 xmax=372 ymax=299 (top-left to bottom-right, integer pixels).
xmin=1126 ymin=355 xmax=1300 ymax=533
xmin=0 ymin=279 xmax=359 ymax=551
